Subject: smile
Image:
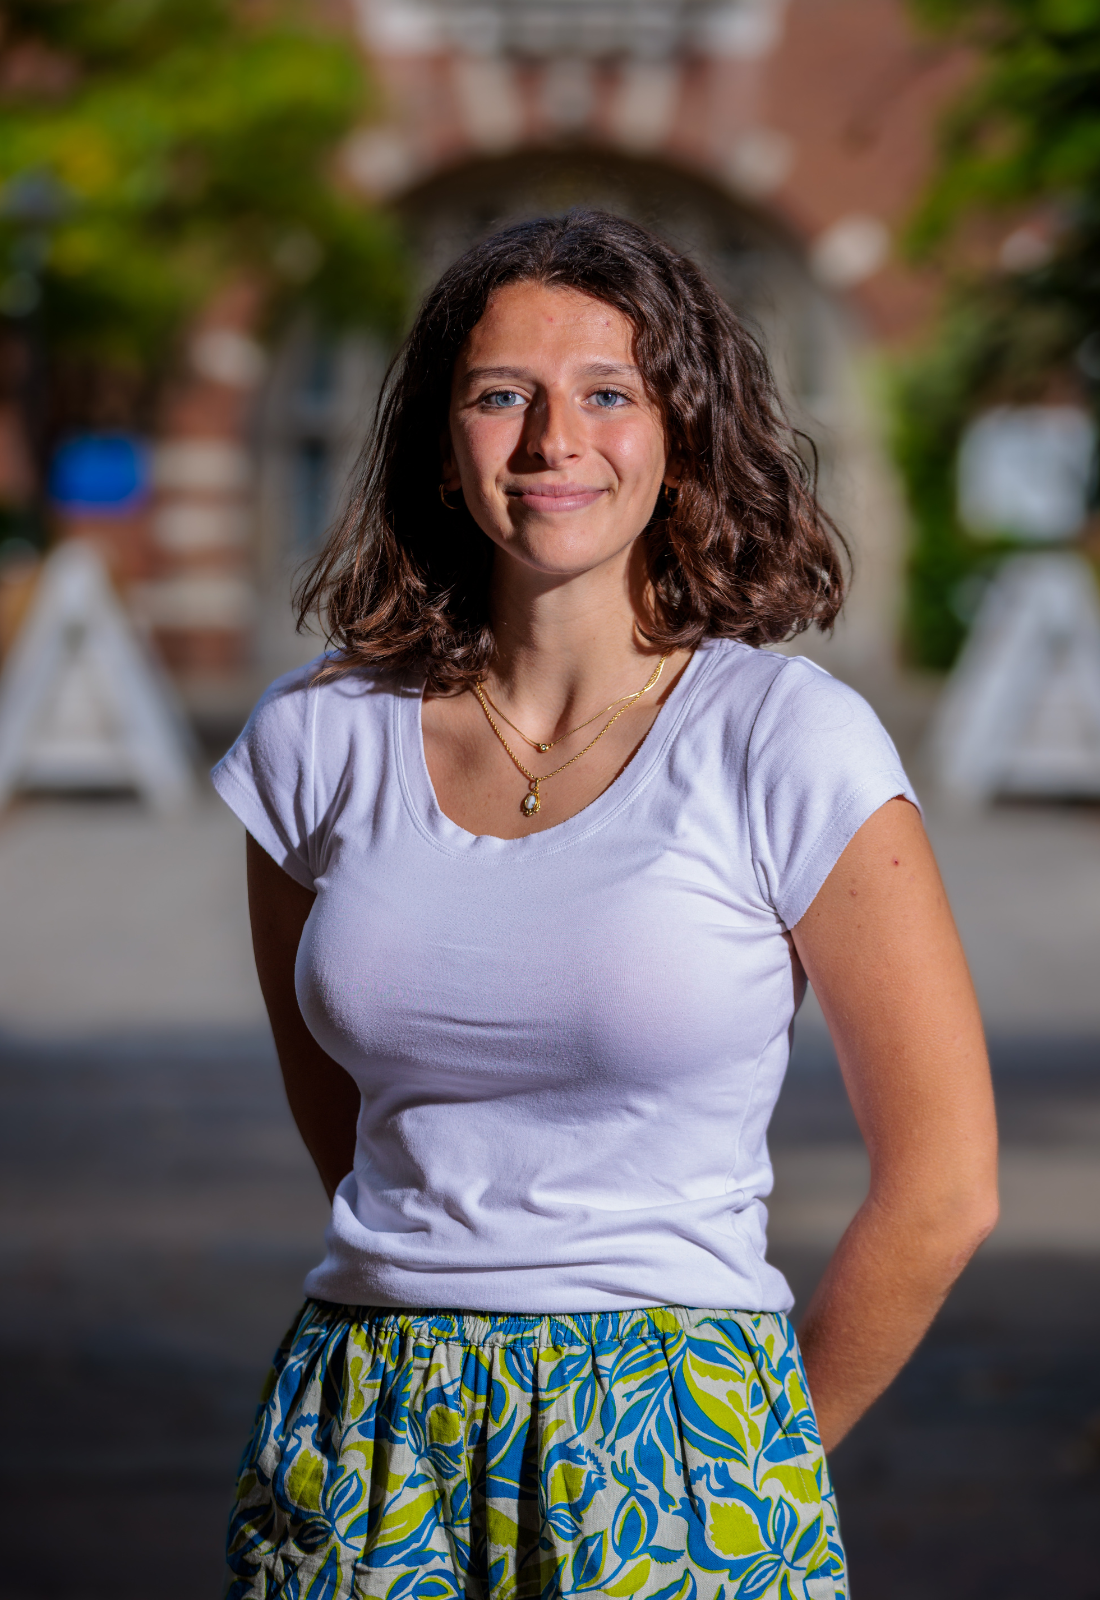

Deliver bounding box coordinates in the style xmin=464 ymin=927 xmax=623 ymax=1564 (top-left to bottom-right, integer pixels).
xmin=505 ymin=485 xmax=609 ymax=512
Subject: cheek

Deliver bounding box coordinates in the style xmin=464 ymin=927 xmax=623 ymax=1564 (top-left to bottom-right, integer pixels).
xmin=603 ymin=420 xmax=668 ymax=484
xmin=454 ymin=414 xmax=520 ymax=477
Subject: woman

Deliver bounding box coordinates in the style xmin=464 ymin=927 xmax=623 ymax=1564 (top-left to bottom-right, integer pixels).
xmin=213 ymin=211 xmax=997 ymax=1600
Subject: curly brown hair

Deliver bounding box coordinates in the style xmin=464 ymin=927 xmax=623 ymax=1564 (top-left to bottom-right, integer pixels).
xmin=297 ymin=209 xmax=846 ymax=691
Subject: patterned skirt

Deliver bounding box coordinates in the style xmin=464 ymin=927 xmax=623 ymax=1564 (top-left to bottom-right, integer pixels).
xmin=226 ymin=1301 xmax=847 ymax=1600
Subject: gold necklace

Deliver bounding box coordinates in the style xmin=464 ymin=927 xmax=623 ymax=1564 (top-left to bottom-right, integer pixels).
xmin=473 ymin=656 xmax=668 ymax=819
xmin=478 ymin=661 xmax=664 ymax=753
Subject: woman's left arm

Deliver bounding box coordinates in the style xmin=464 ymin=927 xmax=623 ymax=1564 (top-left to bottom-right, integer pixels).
xmin=790 ymin=797 xmax=999 ymax=1453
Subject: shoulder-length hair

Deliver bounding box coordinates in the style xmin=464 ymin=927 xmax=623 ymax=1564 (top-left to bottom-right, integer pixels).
xmin=298 ymin=209 xmax=846 ymax=690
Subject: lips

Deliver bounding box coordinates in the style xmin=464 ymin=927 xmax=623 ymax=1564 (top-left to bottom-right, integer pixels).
xmin=506 ymin=484 xmax=608 ymax=511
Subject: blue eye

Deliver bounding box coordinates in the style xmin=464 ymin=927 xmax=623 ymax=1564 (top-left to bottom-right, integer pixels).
xmin=484 ymin=390 xmax=524 ymax=408
xmin=592 ymin=389 xmax=627 ymax=408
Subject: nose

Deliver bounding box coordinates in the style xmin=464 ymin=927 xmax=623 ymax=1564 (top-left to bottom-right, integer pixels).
xmin=524 ymin=388 xmax=582 ymax=469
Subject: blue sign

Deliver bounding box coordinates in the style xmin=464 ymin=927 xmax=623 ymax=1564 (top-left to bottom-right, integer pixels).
xmin=49 ymin=434 xmax=151 ymax=515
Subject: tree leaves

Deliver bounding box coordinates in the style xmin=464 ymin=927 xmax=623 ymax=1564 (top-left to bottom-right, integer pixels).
xmin=895 ymin=0 xmax=1100 ymax=668
xmin=909 ymin=0 xmax=1100 ymax=250
xmin=0 ymin=0 xmax=406 ymax=385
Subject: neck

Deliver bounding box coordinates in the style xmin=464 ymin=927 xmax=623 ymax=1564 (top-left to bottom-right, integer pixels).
xmin=484 ymin=543 xmax=662 ymax=731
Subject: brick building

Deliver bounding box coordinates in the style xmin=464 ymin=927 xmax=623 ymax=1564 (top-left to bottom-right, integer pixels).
xmin=91 ymin=0 xmax=970 ymax=724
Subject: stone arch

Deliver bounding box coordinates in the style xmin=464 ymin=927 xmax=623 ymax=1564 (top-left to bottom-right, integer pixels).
xmin=398 ymin=150 xmax=822 ymax=386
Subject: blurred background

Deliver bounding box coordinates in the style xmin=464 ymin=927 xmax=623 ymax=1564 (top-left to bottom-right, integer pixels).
xmin=1 ymin=1 xmax=1099 ymax=1596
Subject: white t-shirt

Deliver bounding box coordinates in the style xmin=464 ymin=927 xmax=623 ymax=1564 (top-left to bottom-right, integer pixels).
xmin=212 ymin=637 xmax=917 ymax=1314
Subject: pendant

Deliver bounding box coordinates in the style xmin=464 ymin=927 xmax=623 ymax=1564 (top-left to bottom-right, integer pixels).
xmin=521 ymin=783 xmax=540 ymax=817
xmin=537 ymin=742 xmax=551 ymax=752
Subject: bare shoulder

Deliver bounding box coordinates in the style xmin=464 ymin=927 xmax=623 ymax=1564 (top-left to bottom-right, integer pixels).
xmin=797 ymin=796 xmax=938 ymax=931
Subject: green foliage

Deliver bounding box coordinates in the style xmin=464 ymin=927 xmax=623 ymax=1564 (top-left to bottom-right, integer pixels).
xmin=0 ymin=0 xmax=406 ymax=380
xmin=897 ymin=0 xmax=1100 ymax=667
xmin=892 ymin=286 xmax=1076 ymax=667
xmin=910 ymin=0 xmax=1100 ymax=254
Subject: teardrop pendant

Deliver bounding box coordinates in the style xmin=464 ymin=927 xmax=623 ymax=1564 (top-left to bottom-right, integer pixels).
xmin=521 ymin=785 xmax=540 ymax=817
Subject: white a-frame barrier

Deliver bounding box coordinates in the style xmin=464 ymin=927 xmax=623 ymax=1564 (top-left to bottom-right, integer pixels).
xmin=929 ymin=552 xmax=1100 ymax=804
xmin=0 ymin=541 xmax=196 ymax=812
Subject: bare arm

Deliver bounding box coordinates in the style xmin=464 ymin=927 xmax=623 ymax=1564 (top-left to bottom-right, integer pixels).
xmin=791 ymin=797 xmax=998 ymax=1452
xmin=246 ymin=832 xmax=360 ymax=1200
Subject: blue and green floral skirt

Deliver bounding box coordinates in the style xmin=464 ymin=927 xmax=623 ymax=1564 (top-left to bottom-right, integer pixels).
xmin=226 ymin=1301 xmax=847 ymax=1600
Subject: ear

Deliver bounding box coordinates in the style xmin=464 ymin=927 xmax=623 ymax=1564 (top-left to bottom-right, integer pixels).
xmin=662 ymin=439 xmax=684 ymax=490
xmin=439 ymin=429 xmax=461 ymax=492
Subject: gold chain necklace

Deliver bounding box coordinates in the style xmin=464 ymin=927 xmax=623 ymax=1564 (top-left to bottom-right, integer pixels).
xmin=477 ymin=669 xmax=661 ymax=753
xmin=473 ymin=656 xmax=668 ymax=819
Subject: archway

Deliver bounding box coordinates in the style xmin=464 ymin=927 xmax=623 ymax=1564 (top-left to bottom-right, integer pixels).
xmin=398 ymin=150 xmax=834 ymax=424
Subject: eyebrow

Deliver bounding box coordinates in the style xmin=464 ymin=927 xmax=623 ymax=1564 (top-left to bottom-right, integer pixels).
xmin=460 ymin=362 xmax=641 ymax=384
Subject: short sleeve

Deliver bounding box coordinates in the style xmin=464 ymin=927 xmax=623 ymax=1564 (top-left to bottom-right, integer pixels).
xmin=745 ymin=656 xmax=920 ymax=929
xmin=210 ymin=659 xmax=323 ymax=890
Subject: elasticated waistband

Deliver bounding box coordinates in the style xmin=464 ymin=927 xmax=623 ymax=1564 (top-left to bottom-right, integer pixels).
xmin=306 ymin=1299 xmax=780 ymax=1350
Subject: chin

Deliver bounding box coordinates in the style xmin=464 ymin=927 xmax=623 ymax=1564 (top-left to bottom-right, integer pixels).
xmin=510 ymin=544 xmax=624 ymax=581
xmin=499 ymin=522 xmax=633 ymax=577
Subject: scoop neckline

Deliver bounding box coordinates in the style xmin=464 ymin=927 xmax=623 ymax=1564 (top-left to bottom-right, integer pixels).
xmin=394 ymin=639 xmax=720 ymax=859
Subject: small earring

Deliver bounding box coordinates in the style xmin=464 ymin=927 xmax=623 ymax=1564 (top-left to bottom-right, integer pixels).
xmin=662 ymin=482 xmax=680 ymax=508
xmin=439 ymin=483 xmax=460 ymax=511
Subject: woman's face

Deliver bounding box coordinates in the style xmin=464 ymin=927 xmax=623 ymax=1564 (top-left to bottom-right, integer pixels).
xmin=443 ymin=281 xmax=675 ymax=581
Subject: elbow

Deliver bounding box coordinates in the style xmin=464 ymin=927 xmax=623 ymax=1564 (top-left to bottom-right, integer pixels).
xmin=962 ymin=1186 xmax=999 ymax=1254
xmin=939 ymin=1179 xmax=999 ymax=1273
xmin=952 ymin=1196 xmax=997 ymax=1267
xmin=869 ymin=1168 xmax=1000 ymax=1270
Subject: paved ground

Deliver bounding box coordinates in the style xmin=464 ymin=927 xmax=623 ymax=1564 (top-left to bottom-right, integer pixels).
xmin=2 ymin=737 xmax=1100 ymax=1599
xmin=4 ymin=1027 xmax=1100 ymax=1600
